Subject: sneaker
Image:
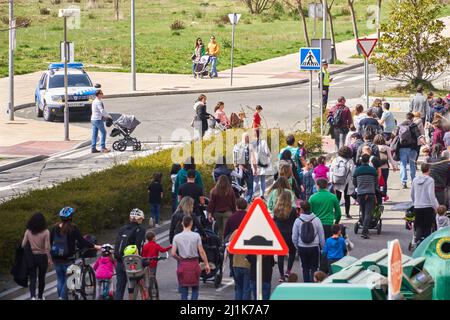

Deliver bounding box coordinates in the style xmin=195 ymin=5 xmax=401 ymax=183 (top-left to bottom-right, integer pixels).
xmin=101 ymin=148 xmax=111 ymax=153
xmin=154 ymin=223 xmax=160 ymax=228
xmin=38 ymin=296 xmax=45 ymax=300
xmin=402 ymin=183 xmax=407 ymax=189
xmin=149 ymin=217 xmax=155 ymax=228
xmin=361 ymin=234 xmax=370 ymax=239
xmin=91 ymin=148 xmax=100 ymax=153
xmin=31 ymin=297 xmax=36 ymax=300
xmin=278 ymin=277 xmax=285 ymax=283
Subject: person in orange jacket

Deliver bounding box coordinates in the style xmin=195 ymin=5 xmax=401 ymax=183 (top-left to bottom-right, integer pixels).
xmin=206 ymin=35 xmax=220 ymax=78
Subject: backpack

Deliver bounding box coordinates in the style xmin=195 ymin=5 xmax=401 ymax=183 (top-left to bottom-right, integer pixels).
xmin=114 ymin=224 xmax=139 ymax=260
xmin=51 ymin=230 xmax=69 ymax=258
xmin=332 ymin=108 xmax=343 ymax=127
xmin=299 ymin=217 xmax=317 ymax=244
xmin=230 ymin=112 xmax=241 ymax=128
xmin=390 ymin=135 xmax=400 ymax=161
xmin=398 ymin=123 xmax=415 ymax=146
xmin=361 ymin=123 xmax=382 ymax=136
xmin=379 ymin=149 xmax=389 ymax=166
xmin=332 ymin=158 xmax=349 ymax=185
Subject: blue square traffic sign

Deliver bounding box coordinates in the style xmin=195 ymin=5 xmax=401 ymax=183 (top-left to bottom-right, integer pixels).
xmin=299 ymin=47 xmax=321 ymax=71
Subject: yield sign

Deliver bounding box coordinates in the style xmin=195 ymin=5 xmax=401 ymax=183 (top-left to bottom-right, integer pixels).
xmin=228 ymin=198 xmax=288 ymax=255
xmin=357 ymin=38 xmax=378 ymax=58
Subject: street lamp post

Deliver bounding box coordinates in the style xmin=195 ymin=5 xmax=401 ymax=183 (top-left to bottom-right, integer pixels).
xmin=228 ymin=13 xmax=241 ymax=87
xmin=131 ymin=0 xmax=136 ymax=91
xmin=58 ymin=8 xmax=80 ymax=141
xmin=8 ymin=0 xmax=14 ymax=121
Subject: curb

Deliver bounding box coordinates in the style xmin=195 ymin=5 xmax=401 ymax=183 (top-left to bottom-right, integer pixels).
xmin=0 ymin=155 xmax=49 ymax=172
xmin=12 ymin=63 xmax=365 ymax=111
xmin=74 ymin=140 xmax=91 ymax=149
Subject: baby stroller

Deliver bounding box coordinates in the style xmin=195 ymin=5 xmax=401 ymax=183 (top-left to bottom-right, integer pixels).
xmin=193 ymin=55 xmax=211 ymax=78
xmin=208 ymin=115 xmax=227 ymax=132
xmin=354 ymin=204 xmax=383 ymax=235
xmin=405 ymin=206 xmax=418 ymax=252
xmin=199 ymin=228 xmax=224 ymax=288
xmin=108 ymin=113 xmax=142 ymax=152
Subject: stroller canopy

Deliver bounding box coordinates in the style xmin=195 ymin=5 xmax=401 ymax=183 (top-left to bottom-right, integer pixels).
xmin=110 ymin=113 xmax=141 ymax=130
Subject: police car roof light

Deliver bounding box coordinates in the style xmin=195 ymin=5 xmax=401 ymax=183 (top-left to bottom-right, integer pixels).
xmin=48 ymin=62 xmax=84 ymax=70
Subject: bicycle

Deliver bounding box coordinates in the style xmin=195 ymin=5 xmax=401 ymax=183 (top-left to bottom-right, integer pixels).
xmin=98 ymin=278 xmax=114 ymax=300
xmin=66 ymin=248 xmax=97 ymax=300
xmin=144 ymin=252 xmax=169 ymax=300
xmin=123 ymin=254 xmax=150 ymax=300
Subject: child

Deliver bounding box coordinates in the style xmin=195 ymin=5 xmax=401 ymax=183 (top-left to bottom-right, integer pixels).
xmin=141 ymin=231 xmax=172 ymax=276
xmin=170 ymin=164 xmax=181 ymax=213
xmin=148 ymin=172 xmax=164 ymax=227
xmin=287 ymin=273 xmax=298 ymax=283
xmin=436 ymin=205 xmax=450 ymax=230
xmin=313 ymin=271 xmax=328 ymax=283
xmin=313 ymin=156 xmax=329 ymax=181
xmin=252 ymin=105 xmax=263 ymax=131
xmin=297 ymin=140 xmax=308 ymax=158
xmin=238 ymin=111 xmax=247 ymax=128
xmin=93 ymin=244 xmax=116 ymax=300
xmin=303 ymin=158 xmax=316 ymax=200
xmin=322 ymin=224 xmax=347 ymax=274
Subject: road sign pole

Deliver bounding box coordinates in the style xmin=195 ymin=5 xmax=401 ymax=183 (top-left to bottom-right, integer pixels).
xmin=8 ymin=0 xmax=14 ymax=121
xmin=131 ymin=0 xmax=136 ymax=91
xmin=64 ymin=16 xmax=69 ymax=141
xmin=230 ymin=17 xmax=235 ymax=87
xmin=365 ymin=57 xmax=369 ymax=108
xmin=309 ymin=70 xmax=313 ymax=133
xmin=319 ymin=43 xmax=323 ymax=136
xmin=256 ymin=254 xmax=262 ymax=300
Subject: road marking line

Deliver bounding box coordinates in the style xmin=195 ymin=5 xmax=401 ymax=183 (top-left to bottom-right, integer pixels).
xmin=15 ymin=279 xmax=57 ymax=300
xmin=0 ymin=177 xmax=38 ymax=191
xmin=59 ymin=148 xmax=92 ymax=159
xmin=340 ymin=74 xmax=365 ymax=82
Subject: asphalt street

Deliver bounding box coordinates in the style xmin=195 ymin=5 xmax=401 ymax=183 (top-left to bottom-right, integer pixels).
xmin=0 ymin=65 xmax=439 ymax=299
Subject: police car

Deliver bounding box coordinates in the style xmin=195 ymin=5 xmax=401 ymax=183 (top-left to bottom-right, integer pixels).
xmin=35 ymin=62 xmax=97 ymax=122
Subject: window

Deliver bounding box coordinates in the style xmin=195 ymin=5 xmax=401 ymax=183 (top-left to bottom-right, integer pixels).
xmin=48 ymin=74 xmax=92 ymax=89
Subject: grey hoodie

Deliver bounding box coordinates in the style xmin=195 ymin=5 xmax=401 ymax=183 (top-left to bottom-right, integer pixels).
xmin=411 ymin=175 xmax=439 ymax=209
xmin=292 ymin=213 xmax=325 ymax=248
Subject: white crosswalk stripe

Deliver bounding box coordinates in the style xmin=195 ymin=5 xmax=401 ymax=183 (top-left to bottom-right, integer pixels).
xmin=340 ymin=74 xmax=366 ymax=82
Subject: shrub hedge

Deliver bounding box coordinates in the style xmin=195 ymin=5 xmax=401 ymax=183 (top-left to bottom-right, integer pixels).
xmin=0 ymin=129 xmax=321 ymax=271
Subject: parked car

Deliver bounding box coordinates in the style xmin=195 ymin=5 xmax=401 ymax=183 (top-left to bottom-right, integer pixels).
xmin=35 ymin=62 xmax=96 ymax=122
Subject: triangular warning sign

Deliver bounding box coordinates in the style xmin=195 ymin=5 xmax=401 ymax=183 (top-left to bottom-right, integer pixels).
xmin=228 ymin=198 xmax=288 ymax=255
xmin=301 ymin=49 xmax=320 ymax=67
xmin=357 ymin=38 xmax=378 ymax=58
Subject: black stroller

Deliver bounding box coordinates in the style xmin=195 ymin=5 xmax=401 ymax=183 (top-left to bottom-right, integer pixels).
xmin=200 ymin=228 xmax=224 ymax=288
xmin=193 ymin=55 xmax=211 ymax=78
xmin=108 ymin=113 xmax=142 ymax=152
xmin=354 ymin=204 xmax=384 ymax=235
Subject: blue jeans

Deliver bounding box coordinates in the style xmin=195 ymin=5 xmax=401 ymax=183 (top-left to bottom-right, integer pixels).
xmin=210 ymin=56 xmax=218 ymax=77
xmin=54 ymin=263 xmax=70 ymax=300
xmin=179 ymin=286 xmax=199 ymax=300
xmin=150 ymin=203 xmax=160 ymax=224
xmin=250 ymin=280 xmax=271 ymax=300
xmin=244 ymin=169 xmax=254 ymax=203
xmin=399 ymin=148 xmax=417 ymax=184
xmin=91 ymin=120 xmax=107 ymax=150
xmin=233 ymin=267 xmax=251 ymax=300
xmin=253 ymin=175 xmax=266 ymax=198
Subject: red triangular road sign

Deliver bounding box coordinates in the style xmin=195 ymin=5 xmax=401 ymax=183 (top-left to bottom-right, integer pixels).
xmin=228 ymin=198 xmax=288 ymax=255
xmin=357 ymin=38 xmax=378 ymax=58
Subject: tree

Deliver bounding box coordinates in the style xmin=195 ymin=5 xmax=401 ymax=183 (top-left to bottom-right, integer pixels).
xmin=376 ymin=0 xmax=382 ymax=39
xmin=282 ymin=0 xmax=310 ymax=46
xmin=347 ymin=0 xmax=359 ymax=40
xmin=114 ymin=0 xmax=120 ymax=21
xmin=326 ymin=0 xmax=337 ymax=60
xmin=372 ymin=0 xmax=450 ymax=86
xmin=242 ymin=0 xmax=277 ymax=14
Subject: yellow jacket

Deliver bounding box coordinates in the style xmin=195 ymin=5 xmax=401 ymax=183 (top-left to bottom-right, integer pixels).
xmin=207 ymin=42 xmax=220 ymax=56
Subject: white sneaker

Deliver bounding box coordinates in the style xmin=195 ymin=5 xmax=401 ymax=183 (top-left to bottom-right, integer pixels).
xmin=155 ymin=223 xmax=160 ymax=228
xmin=31 ymin=297 xmax=36 ymax=300
xmin=39 ymin=296 xmax=46 ymax=300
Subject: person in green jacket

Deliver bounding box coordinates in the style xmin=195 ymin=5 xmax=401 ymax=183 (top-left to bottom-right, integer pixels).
xmin=267 ymin=177 xmax=297 ymax=213
xmin=174 ymin=157 xmax=204 ymax=201
xmin=192 ymin=38 xmax=206 ymax=78
xmin=308 ymin=178 xmax=341 ymax=239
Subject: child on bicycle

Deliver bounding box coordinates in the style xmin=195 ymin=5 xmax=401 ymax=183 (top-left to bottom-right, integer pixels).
xmin=93 ymin=244 xmax=116 ymax=300
xmin=142 ymin=231 xmax=172 ymax=275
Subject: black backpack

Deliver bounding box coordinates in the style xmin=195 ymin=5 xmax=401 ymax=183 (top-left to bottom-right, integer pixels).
xmin=50 ymin=230 xmax=69 ymax=258
xmin=114 ymin=224 xmax=140 ymax=260
xmin=299 ymin=217 xmax=317 ymax=244
xmin=333 ymin=108 xmax=343 ymax=127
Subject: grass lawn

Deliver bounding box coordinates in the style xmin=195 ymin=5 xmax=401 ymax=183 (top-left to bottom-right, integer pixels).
xmin=0 ymin=0 xmax=449 ymax=77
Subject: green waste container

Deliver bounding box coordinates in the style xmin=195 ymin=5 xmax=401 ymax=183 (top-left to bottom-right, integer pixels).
xmin=413 ymin=227 xmax=450 ymax=300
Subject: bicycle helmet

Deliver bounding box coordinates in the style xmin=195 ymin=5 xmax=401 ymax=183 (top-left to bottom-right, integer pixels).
xmin=101 ymin=244 xmax=114 ymax=254
xmin=123 ymin=244 xmax=138 ymax=256
xmin=129 ymin=208 xmax=145 ymax=220
xmin=59 ymin=207 xmax=75 ymax=219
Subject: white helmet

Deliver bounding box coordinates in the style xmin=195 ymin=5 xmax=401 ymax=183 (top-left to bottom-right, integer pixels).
xmin=130 ymin=208 xmax=145 ymax=220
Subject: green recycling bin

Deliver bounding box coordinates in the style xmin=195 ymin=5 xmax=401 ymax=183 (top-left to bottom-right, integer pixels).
xmin=413 ymin=227 xmax=450 ymax=300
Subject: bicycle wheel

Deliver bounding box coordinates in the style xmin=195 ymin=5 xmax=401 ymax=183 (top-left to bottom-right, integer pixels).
xmin=81 ymin=265 xmax=96 ymax=300
xmin=148 ymin=276 xmax=159 ymax=300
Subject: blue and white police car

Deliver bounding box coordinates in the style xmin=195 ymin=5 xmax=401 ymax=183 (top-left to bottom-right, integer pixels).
xmin=35 ymin=62 xmax=97 ymax=122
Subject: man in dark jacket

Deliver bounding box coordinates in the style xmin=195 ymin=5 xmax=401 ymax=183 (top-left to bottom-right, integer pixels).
xmin=398 ymin=113 xmax=421 ymax=189
xmin=353 ymin=154 xmax=379 ymax=239
xmin=329 ymin=96 xmax=353 ymax=152
xmin=193 ymin=94 xmax=211 ymax=139
xmin=114 ymin=208 xmax=146 ymax=300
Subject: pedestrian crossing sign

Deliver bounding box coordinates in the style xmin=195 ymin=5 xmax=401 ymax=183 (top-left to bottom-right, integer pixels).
xmin=300 ymin=47 xmax=321 ymax=71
